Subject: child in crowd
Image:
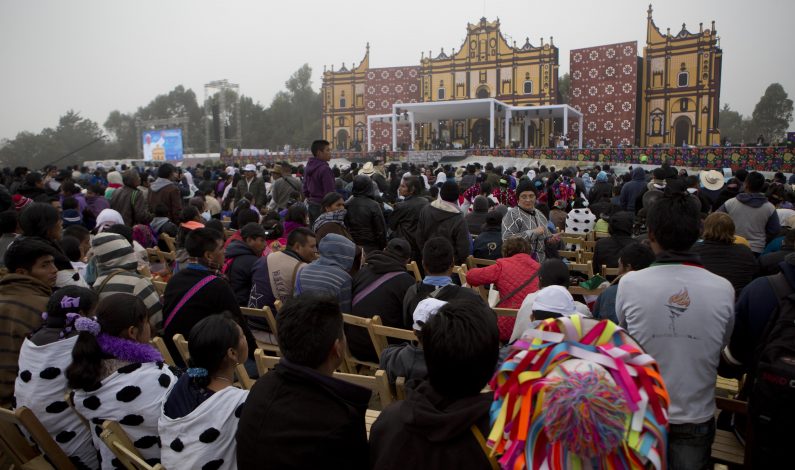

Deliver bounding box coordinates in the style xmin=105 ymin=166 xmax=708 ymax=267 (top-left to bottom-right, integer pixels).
xmin=15 ymin=287 xmax=100 ymax=469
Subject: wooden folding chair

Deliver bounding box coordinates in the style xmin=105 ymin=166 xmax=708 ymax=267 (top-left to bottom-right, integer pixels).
xmin=595 ymin=231 xmax=610 ymax=239
xmin=334 ymin=370 xmax=394 ymax=409
xmin=368 ymin=316 xmax=417 ymax=360
xmin=158 ymin=233 xmax=177 ymax=254
xmin=395 ymin=377 xmax=408 ymax=400
xmin=240 ymin=306 xmax=280 ymax=355
xmin=579 ymin=251 xmax=594 ymax=264
xmin=405 ymin=261 xmax=422 ymax=282
xmin=254 ymin=349 xmax=281 ymax=376
xmin=150 ymin=336 xmax=176 ymax=367
xmin=234 ymin=363 xmax=255 ymax=390
xmin=601 ymin=265 xmax=620 ymax=277
xmin=466 ymin=255 xmax=496 ymax=269
xmin=341 ymin=314 xmax=379 ymax=372
xmin=100 ymin=420 xmax=164 ymax=470
xmin=451 ymin=263 xmax=468 ymax=286
xmin=172 ymin=333 xmax=190 ymax=365
xmin=580 ymin=240 xmax=597 ymax=252
xmin=493 ymin=308 xmax=519 ymax=318
xmin=558 ymin=250 xmax=579 ymax=262
xmin=568 ymin=261 xmax=594 ymax=278
xmin=273 ymin=299 xmax=283 ymax=313
xmin=0 ymin=407 xmax=76 ymax=470
xmin=711 ymin=397 xmax=750 ymax=467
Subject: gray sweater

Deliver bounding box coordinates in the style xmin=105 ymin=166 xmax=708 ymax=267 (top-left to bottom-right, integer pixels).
xmin=719 ymin=193 xmax=780 ymax=253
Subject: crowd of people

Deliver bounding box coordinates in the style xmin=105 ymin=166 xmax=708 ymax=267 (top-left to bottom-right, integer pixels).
xmin=0 ymin=138 xmax=792 ymax=469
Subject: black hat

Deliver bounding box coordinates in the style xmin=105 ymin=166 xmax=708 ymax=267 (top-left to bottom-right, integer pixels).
xmin=516 ymin=179 xmax=535 ymax=197
xmin=241 ymin=222 xmax=267 ymax=239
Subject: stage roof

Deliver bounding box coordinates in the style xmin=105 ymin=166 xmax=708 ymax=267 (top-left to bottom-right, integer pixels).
xmin=387 ymin=98 xmax=582 ymax=121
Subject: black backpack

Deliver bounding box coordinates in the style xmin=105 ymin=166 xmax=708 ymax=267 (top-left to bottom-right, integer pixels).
xmin=747 ymin=273 xmax=795 ymax=466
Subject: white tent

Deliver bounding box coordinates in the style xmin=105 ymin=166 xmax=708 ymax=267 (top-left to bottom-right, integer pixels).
xmin=372 ymin=98 xmax=583 ymax=151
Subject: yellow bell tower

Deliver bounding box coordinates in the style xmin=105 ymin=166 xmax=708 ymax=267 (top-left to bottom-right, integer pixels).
xmin=640 ymin=5 xmax=722 ymax=147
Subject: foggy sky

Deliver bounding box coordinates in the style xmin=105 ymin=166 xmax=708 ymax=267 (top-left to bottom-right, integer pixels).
xmin=1 ymin=0 xmax=792 ymax=142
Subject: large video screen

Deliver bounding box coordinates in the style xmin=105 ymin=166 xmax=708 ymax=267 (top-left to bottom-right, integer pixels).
xmin=142 ymin=129 xmax=183 ymax=161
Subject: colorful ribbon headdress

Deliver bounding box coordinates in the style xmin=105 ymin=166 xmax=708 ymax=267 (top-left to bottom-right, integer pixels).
xmin=488 ymin=316 xmax=669 ymax=469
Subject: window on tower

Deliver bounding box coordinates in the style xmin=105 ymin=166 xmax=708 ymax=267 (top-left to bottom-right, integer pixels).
xmin=524 ymin=81 xmax=533 ymax=94
xmin=678 ymin=71 xmax=688 ymax=87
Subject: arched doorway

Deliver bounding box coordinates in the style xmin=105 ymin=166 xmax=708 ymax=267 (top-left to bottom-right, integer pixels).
xmin=476 ymin=86 xmax=490 ymax=99
xmin=336 ymin=129 xmax=349 ymax=150
xmin=471 ymin=119 xmax=490 ymax=146
xmin=527 ymin=122 xmax=537 ymax=147
xmin=674 ymin=117 xmax=691 ymax=147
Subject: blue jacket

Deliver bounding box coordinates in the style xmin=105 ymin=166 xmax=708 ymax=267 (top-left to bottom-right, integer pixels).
xmin=619 ymin=167 xmax=647 ymax=212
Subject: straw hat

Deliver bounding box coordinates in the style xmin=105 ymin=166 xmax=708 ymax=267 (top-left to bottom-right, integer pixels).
xmin=699 ymin=170 xmax=725 ymax=191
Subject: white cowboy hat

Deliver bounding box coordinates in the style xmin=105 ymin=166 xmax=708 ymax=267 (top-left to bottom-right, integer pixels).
xmin=699 ymin=170 xmax=725 ymax=191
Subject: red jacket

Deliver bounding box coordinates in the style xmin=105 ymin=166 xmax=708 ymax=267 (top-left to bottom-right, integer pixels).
xmin=466 ymin=253 xmax=541 ymax=308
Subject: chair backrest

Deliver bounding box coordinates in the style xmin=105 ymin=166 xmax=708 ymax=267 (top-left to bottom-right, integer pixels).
xmin=466 ymin=255 xmax=496 ymax=269
xmin=333 ymin=370 xmax=394 ymax=408
xmin=240 ymin=306 xmax=280 ymax=354
xmin=0 ymin=407 xmax=75 ymax=469
xmin=595 ymin=231 xmax=610 ymax=239
xmin=152 ymin=280 xmax=167 ymax=297
xmin=254 ymin=349 xmax=281 ymax=376
xmin=395 ymin=376 xmax=407 ymax=400
xmin=369 ymin=316 xmax=417 ymax=360
xmin=273 ymin=299 xmax=283 ymax=313
xmin=172 ymin=333 xmax=190 ymax=364
xmin=568 ymin=261 xmax=594 ymax=278
xmin=341 ymin=314 xmax=379 ymax=373
xmin=493 ymin=308 xmax=519 ymax=318
xmin=580 ymin=240 xmax=597 ymax=252
xmin=100 ymin=420 xmax=164 ymax=470
xmin=234 ymin=363 xmax=255 ymax=390
xmin=568 ymin=285 xmax=606 ymax=296
xmin=251 ymin=350 xmax=394 ymax=408
xmin=224 ymin=229 xmax=236 ymax=239
xmin=558 ymin=250 xmax=579 ymax=262
xmin=158 ymin=232 xmax=177 ymax=254
xmin=406 ymin=261 xmax=422 ymax=282
xmin=579 ymin=251 xmax=594 ymax=263
xmin=151 ymin=336 xmax=176 ymax=367
xmin=601 ymin=265 xmax=620 ymax=277
xmin=451 ymin=263 xmax=468 ymax=286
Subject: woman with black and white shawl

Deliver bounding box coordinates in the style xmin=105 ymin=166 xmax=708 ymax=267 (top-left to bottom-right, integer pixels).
xmin=66 ymin=294 xmax=177 ymax=469
xmin=159 ymin=314 xmax=249 ymax=470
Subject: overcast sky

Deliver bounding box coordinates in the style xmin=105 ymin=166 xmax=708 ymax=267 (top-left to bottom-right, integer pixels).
xmin=1 ymin=0 xmax=792 ymax=141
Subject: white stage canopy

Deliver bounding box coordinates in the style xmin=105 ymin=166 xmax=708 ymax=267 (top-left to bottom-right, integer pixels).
xmin=369 ymin=98 xmax=583 ymax=151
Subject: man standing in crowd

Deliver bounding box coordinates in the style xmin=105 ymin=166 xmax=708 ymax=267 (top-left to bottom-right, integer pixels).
xmin=237 ymin=295 xmax=370 ymax=470
xmin=416 ymin=181 xmax=470 ymax=266
xmin=148 ymin=163 xmax=182 ymax=223
xmin=718 ymin=171 xmax=780 ymax=255
xmin=270 ymin=163 xmax=303 ymax=211
xmin=0 ymin=238 xmax=57 ymax=407
xmin=617 ymin=193 xmax=734 ymax=469
xmin=389 ymin=176 xmax=428 ymax=261
xmin=303 ymin=140 xmax=335 ymax=224
xmin=237 ymin=164 xmax=267 ymax=208
xmin=110 ymin=169 xmax=152 ymax=226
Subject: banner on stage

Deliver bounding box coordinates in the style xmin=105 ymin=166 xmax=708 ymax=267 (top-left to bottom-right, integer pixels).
xmin=142 ymin=129 xmax=183 ymax=161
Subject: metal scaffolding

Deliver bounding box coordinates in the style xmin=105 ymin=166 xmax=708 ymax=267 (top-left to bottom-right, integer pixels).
xmin=204 ymin=79 xmax=242 ymax=153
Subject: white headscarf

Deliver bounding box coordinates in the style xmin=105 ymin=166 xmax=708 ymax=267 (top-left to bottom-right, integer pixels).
xmin=95 ymin=208 xmax=124 ymax=233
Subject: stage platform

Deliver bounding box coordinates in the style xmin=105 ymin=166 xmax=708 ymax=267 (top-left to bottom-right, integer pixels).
xmin=221 ymin=146 xmax=794 ymax=173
